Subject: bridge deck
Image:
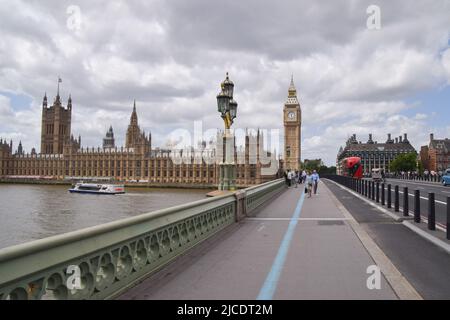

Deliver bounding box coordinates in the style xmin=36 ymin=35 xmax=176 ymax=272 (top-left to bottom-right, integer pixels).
xmin=118 ymin=182 xmax=398 ymax=300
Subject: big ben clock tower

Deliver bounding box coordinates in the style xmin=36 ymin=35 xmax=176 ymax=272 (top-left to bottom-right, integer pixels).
xmin=283 ymin=76 xmax=302 ymax=171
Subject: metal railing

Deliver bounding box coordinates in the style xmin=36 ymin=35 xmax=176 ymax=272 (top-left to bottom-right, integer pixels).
xmin=323 ymin=175 xmax=449 ymax=241
xmin=390 ymin=173 xmax=443 ymax=184
xmin=0 ymin=179 xmax=285 ymax=300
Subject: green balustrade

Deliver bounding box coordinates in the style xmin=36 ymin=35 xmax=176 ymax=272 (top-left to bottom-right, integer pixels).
xmin=0 ymin=179 xmax=284 ymax=300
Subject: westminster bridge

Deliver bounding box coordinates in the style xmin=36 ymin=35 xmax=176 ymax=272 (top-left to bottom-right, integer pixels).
xmin=0 ymin=177 xmax=449 ymax=300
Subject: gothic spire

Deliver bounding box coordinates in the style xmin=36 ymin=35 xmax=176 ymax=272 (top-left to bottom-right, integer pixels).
xmin=130 ymin=100 xmax=138 ymax=125
xmin=43 ymin=92 xmax=48 ymax=108
xmin=288 ymin=74 xmax=297 ymax=97
xmin=57 ymin=76 xmax=62 ymax=97
xmin=67 ymin=94 xmax=72 ymax=109
xmin=285 ymin=74 xmax=299 ymax=105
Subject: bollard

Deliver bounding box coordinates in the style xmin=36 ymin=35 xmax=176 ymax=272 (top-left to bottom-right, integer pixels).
xmin=394 ymin=185 xmax=399 ymax=212
xmin=403 ymin=187 xmax=409 ymax=217
xmin=370 ymin=181 xmax=373 ymax=200
xmin=381 ymin=183 xmax=385 ymax=205
xmin=447 ymin=197 xmax=449 ymax=240
xmin=414 ymin=190 xmax=421 ymax=223
xmin=366 ymin=180 xmax=369 ymax=197
xmin=372 ymin=182 xmax=376 ymax=200
xmin=387 ymin=184 xmax=392 ymax=208
xmin=364 ymin=180 xmax=367 ymax=197
xmin=376 ymin=183 xmax=380 ymax=203
xmin=428 ymin=193 xmax=435 ymax=230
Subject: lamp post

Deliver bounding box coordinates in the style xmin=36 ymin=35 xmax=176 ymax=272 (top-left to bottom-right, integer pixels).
xmin=216 ymin=72 xmax=238 ymax=191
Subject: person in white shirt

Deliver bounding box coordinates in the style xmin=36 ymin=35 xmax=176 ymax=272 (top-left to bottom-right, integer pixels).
xmin=301 ymin=170 xmax=307 ymax=184
xmin=311 ymin=170 xmax=320 ymax=194
xmin=305 ymin=171 xmax=313 ymax=197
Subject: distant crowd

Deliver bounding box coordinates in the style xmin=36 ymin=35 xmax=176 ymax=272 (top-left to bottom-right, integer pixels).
xmin=283 ymin=169 xmax=320 ymax=198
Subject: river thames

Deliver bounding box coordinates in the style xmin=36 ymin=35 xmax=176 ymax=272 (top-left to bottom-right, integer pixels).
xmin=0 ymin=184 xmax=208 ymax=249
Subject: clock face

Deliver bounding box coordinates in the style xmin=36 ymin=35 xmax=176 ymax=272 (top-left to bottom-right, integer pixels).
xmin=287 ymin=111 xmax=296 ymax=120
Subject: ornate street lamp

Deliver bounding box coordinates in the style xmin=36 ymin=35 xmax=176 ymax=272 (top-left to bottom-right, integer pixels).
xmin=216 ymin=90 xmax=229 ymax=117
xmin=216 ymin=72 xmax=237 ymax=130
xmin=229 ymin=99 xmax=237 ymax=121
xmin=216 ymin=72 xmax=238 ymax=191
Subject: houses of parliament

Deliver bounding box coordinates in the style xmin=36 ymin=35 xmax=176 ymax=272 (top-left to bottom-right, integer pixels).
xmin=0 ymin=76 xmax=302 ymax=187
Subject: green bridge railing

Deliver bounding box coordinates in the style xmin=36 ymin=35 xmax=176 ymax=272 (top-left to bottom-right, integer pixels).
xmin=0 ymin=179 xmax=285 ymax=300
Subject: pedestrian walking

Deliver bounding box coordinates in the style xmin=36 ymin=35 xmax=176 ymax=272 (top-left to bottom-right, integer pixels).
xmin=287 ymin=170 xmax=292 ymax=188
xmin=294 ymin=170 xmax=299 ymax=188
xmin=311 ymin=170 xmax=320 ymax=194
xmin=305 ymin=171 xmax=313 ymax=198
xmin=301 ymin=170 xmax=307 ymax=184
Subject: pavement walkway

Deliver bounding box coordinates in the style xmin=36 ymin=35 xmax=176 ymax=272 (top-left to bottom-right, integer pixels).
xmin=119 ymin=181 xmax=400 ymax=300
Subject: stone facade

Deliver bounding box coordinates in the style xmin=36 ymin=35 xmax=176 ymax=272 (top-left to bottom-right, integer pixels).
xmin=40 ymin=92 xmax=72 ymax=154
xmin=337 ymin=133 xmax=416 ymax=174
xmin=420 ymin=133 xmax=450 ymax=172
xmin=103 ymin=126 xmax=115 ymax=149
xmin=0 ymin=91 xmax=280 ymax=187
xmin=283 ymin=76 xmax=302 ymax=171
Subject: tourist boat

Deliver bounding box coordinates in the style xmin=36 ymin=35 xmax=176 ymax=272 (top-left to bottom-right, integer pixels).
xmin=69 ymin=183 xmax=125 ymax=195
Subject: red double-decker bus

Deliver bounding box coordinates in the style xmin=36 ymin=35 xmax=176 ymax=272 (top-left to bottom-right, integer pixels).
xmin=340 ymin=157 xmax=363 ymax=179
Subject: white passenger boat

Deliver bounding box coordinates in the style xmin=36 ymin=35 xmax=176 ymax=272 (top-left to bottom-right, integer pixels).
xmin=69 ymin=183 xmax=125 ymax=195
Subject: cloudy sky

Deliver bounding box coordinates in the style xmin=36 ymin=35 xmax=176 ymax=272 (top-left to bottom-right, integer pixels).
xmin=0 ymin=0 xmax=449 ymax=165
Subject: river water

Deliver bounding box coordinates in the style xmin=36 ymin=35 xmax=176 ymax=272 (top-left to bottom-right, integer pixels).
xmin=0 ymin=184 xmax=208 ymax=249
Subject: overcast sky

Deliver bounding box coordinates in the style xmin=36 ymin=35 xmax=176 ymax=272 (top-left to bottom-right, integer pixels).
xmin=0 ymin=0 xmax=449 ymax=165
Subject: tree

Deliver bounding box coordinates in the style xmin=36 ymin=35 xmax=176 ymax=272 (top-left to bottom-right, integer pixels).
xmin=302 ymin=159 xmax=322 ymax=171
xmin=390 ymin=153 xmax=417 ymax=173
xmin=318 ymin=165 xmax=337 ymax=175
xmin=417 ymin=161 xmax=424 ymax=175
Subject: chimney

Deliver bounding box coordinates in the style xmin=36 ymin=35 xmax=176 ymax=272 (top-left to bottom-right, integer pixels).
xmin=430 ymin=133 xmax=434 ymax=141
xmin=387 ymin=133 xmax=392 ymax=143
xmin=403 ymin=133 xmax=408 ymax=142
xmin=395 ymin=137 xmax=398 ymax=143
xmin=399 ymin=136 xmax=403 ymax=143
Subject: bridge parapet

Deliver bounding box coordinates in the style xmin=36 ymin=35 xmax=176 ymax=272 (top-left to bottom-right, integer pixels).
xmin=0 ymin=179 xmax=284 ymax=300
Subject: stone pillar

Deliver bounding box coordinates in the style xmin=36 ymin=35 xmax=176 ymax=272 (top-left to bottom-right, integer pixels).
xmin=234 ymin=190 xmax=247 ymax=221
xmin=219 ymin=129 xmax=236 ymax=191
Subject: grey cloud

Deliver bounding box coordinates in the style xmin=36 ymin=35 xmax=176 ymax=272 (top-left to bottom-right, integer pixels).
xmin=0 ymin=0 xmax=449 ymax=164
